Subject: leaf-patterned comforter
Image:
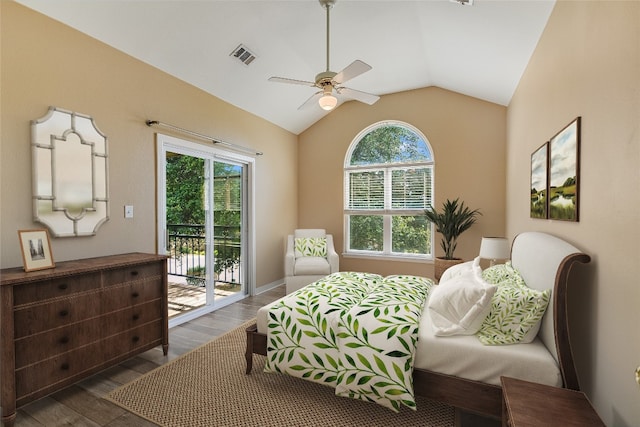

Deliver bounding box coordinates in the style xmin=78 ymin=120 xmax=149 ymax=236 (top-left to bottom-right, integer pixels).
xmin=264 ymin=271 xmax=433 ymax=411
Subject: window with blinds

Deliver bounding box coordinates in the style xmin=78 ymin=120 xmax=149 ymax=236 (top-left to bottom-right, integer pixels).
xmin=391 ymin=167 xmax=432 ymax=209
xmin=344 ymin=122 xmax=434 ymax=258
xmin=348 ymin=170 xmax=384 ymax=210
xmin=346 ymin=167 xmax=432 ymax=211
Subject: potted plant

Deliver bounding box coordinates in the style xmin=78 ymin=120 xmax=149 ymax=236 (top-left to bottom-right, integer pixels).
xmin=424 ymin=198 xmax=481 ymax=281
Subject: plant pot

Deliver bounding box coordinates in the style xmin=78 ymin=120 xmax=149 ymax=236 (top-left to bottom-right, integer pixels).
xmin=434 ymin=257 xmax=464 ymax=282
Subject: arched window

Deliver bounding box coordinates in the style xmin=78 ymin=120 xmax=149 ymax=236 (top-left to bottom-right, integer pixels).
xmin=344 ymin=121 xmax=434 ymax=259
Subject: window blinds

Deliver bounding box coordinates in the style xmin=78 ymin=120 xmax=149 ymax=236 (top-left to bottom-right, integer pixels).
xmin=347 ymin=166 xmax=432 ymax=212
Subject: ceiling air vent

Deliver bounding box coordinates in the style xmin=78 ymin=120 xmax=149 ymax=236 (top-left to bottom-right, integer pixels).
xmin=230 ymin=44 xmax=257 ymax=66
xmin=450 ymin=0 xmax=473 ymax=5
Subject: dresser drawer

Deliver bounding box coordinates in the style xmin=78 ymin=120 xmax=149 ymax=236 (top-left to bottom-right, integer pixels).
xmin=101 ymin=301 xmax=163 ymax=338
xmin=14 ymin=293 xmax=102 ymax=338
xmin=14 ymin=317 xmax=103 ymax=369
xmin=15 ymin=341 xmax=103 ymax=399
xmin=101 ymin=280 xmax=163 ymax=313
xmin=13 ymin=272 xmax=102 ymax=306
xmin=15 ymin=302 xmax=162 ymax=369
xmin=102 ymin=320 xmax=163 ymax=361
xmin=103 ymin=263 xmax=163 ymax=287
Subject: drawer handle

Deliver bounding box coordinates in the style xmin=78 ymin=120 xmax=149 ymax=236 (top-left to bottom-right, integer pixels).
xmin=59 ymin=336 xmax=69 ymax=344
xmin=58 ymin=283 xmax=68 ymax=290
xmin=132 ymin=314 xmax=140 ymax=321
xmin=132 ymin=336 xmax=140 ymax=343
xmin=59 ymin=309 xmax=69 ymax=317
xmin=130 ymin=270 xmax=139 ymax=276
xmin=61 ymin=362 xmax=69 ymax=371
xmin=132 ymin=292 xmax=140 ymax=298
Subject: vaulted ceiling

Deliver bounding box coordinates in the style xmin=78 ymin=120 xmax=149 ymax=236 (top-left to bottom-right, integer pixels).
xmin=15 ymin=0 xmax=555 ymax=135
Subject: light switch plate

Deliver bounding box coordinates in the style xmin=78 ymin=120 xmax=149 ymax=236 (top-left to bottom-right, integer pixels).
xmin=124 ymin=205 xmax=134 ymax=219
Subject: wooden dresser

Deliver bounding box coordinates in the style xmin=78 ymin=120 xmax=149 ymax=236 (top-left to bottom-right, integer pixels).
xmin=0 ymin=253 xmax=169 ymax=427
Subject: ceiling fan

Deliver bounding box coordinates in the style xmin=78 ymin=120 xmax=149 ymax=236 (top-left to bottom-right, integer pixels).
xmin=268 ymin=0 xmax=380 ymax=111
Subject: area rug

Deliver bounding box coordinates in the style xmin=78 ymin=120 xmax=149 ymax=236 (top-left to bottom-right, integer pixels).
xmin=106 ymin=319 xmax=455 ymax=427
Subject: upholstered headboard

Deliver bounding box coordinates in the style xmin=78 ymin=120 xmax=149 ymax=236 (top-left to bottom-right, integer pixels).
xmin=510 ymin=232 xmax=590 ymax=390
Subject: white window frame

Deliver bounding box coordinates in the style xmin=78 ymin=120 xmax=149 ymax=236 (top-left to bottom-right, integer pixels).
xmin=343 ymin=121 xmax=434 ymax=262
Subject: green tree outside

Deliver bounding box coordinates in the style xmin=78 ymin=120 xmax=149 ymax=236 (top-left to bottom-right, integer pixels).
xmin=166 ymin=154 xmax=242 ymax=279
xmin=348 ymin=124 xmax=432 ymax=256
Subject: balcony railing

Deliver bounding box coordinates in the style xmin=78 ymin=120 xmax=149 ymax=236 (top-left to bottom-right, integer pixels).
xmin=167 ymin=224 xmax=240 ymax=286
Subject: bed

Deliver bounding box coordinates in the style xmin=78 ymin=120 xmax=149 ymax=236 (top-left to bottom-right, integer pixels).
xmin=245 ymin=231 xmax=590 ymax=419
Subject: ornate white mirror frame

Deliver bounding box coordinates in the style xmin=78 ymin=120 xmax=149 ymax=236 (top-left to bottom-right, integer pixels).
xmin=31 ymin=107 xmax=110 ymax=237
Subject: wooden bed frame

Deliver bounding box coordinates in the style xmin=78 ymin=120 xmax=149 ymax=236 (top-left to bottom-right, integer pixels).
xmin=245 ymin=232 xmax=590 ymax=419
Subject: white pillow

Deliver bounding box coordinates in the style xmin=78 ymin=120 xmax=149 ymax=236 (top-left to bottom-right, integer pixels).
xmin=427 ymin=262 xmax=496 ymax=336
xmin=438 ymin=259 xmax=475 ymax=283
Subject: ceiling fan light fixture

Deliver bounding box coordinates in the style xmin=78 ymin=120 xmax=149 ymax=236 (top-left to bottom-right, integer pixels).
xmin=319 ymin=94 xmax=337 ymax=110
xmin=269 ymin=0 xmax=378 ymax=110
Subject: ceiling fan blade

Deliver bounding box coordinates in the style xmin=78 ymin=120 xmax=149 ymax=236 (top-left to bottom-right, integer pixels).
xmin=333 ymin=60 xmax=372 ymax=85
xmin=298 ymin=91 xmax=323 ymax=110
xmin=268 ymin=76 xmax=316 ymax=87
xmin=336 ymin=87 xmax=380 ymax=105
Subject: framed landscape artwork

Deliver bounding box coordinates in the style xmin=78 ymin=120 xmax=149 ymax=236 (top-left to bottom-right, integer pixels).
xmin=530 ymin=142 xmax=548 ymax=219
xmin=548 ymin=117 xmax=581 ymax=221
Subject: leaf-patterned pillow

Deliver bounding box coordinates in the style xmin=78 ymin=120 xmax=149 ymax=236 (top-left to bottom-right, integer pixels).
xmin=477 ymin=265 xmax=550 ymax=345
xmin=294 ymin=237 xmax=327 ymax=258
xmin=481 ymin=262 xmax=526 ymax=288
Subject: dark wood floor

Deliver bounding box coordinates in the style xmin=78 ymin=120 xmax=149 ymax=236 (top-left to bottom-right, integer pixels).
xmin=8 ymin=284 xmax=498 ymax=427
xmin=9 ymin=285 xmax=286 ymax=426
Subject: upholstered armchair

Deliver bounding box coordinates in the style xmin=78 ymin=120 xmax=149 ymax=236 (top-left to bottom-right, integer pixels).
xmin=284 ymin=229 xmax=339 ymax=294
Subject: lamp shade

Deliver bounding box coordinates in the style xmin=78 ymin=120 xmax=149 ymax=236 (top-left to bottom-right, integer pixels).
xmin=479 ymin=237 xmax=510 ymax=260
xmin=318 ymin=94 xmax=337 ymax=111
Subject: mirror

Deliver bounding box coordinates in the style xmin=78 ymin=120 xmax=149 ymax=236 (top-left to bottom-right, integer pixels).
xmin=32 ymin=107 xmax=109 ymax=237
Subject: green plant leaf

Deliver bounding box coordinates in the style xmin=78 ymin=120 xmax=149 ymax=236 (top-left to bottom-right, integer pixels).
xmin=424 ymin=198 xmax=481 ymax=259
xmin=374 ymin=354 xmax=389 ymax=376
xmin=357 ymin=375 xmax=373 ymax=385
xmin=358 ymin=353 xmax=372 ymax=370
xmin=387 ymin=350 xmax=409 ymax=358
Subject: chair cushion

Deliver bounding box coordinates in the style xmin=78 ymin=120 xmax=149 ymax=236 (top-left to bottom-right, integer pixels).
xmin=294 ymin=237 xmax=327 ymax=258
xmin=293 ymin=256 xmax=331 ymax=275
xmin=294 ymin=229 xmax=326 ymax=238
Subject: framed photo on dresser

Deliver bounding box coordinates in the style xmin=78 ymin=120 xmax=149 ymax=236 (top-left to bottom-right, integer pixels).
xmin=18 ymin=228 xmax=55 ymax=272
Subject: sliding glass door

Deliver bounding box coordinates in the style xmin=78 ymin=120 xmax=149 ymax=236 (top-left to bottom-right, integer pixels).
xmin=211 ymin=159 xmax=245 ymax=300
xmin=157 ymin=134 xmax=254 ymax=327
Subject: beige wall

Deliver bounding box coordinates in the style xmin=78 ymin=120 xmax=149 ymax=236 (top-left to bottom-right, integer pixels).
xmin=3 ymin=1 xmax=639 ymax=425
xmin=507 ymin=1 xmax=640 ymax=425
xmin=299 ymin=86 xmax=507 ymax=277
xmin=0 ymin=2 xmax=298 ymax=288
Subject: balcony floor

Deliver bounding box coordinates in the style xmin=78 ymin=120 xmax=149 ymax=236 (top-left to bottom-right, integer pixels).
xmin=168 ymin=276 xmax=241 ymax=318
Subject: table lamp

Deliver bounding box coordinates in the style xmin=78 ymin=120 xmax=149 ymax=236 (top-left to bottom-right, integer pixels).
xmin=479 ymin=237 xmax=510 ymax=266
